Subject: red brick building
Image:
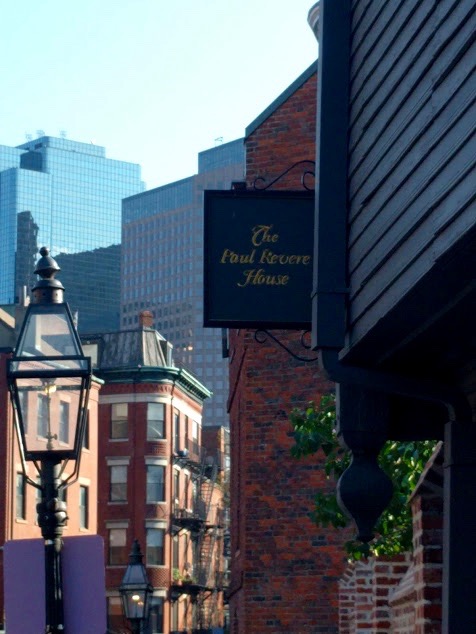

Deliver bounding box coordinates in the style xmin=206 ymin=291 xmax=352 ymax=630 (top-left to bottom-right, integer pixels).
xmin=227 ymin=58 xmax=349 ymax=633
xmin=83 ymin=311 xmax=228 ymax=634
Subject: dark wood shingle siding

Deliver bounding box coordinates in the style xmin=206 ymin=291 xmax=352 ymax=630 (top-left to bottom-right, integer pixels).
xmin=347 ymin=0 xmax=476 ymax=348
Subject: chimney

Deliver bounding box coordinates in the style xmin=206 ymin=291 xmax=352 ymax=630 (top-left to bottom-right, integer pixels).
xmin=139 ymin=310 xmax=154 ymax=328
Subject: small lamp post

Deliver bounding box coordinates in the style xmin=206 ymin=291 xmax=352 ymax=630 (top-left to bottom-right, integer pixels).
xmin=7 ymin=247 xmax=92 ymax=633
xmin=120 ymin=540 xmax=153 ymax=634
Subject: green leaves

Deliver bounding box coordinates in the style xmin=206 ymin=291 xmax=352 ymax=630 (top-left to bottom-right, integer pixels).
xmin=290 ymin=393 xmax=436 ymax=560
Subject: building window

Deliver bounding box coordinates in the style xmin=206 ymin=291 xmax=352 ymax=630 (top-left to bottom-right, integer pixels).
xmin=19 ymin=391 xmax=29 ymax=434
xmin=59 ymin=401 xmax=70 ymax=444
xmin=38 ymin=394 xmax=48 ymax=437
xmin=146 ymin=465 xmax=165 ymax=503
xmin=184 ymin=415 xmax=189 ymax=450
xmin=192 ymin=420 xmax=199 ymax=455
xmin=109 ymin=527 xmax=127 ymax=565
xmin=107 ymin=597 xmax=123 ymax=633
xmin=172 ymin=535 xmax=179 ymax=570
xmin=110 ymin=465 xmax=127 ymax=502
xmin=147 ymin=403 xmax=165 ymax=440
xmin=16 ymin=473 xmax=26 ymax=520
xmin=147 ymin=597 xmax=164 ymax=634
xmin=173 ymin=470 xmax=180 ymax=504
xmin=146 ymin=527 xmax=165 ymax=565
xmin=79 ymin=485 xmax=88 ymax=529
xmin=173 ymin=409 xmax=180 ymax=452
xmin=82 ymin=410 xmax=90 ymax=449
xmin=171 ymin=601 xmax=179 ymax=631
xmin=111 ymin=403 xmax=128 ymax=439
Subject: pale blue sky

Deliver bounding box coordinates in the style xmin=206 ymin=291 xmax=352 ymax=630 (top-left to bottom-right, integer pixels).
xmin=1 ymin=1 xmax=318 ymax=189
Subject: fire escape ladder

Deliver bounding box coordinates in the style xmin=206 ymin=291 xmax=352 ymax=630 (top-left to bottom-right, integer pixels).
xmin=192 ymin=458 xmax=221 ymax=632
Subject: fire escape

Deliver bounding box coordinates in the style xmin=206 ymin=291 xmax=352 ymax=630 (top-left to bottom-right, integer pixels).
xmin=170 ymin=437 xmax=226 ymax=634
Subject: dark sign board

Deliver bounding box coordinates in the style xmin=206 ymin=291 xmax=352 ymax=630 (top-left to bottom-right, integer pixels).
xmin=204 ymin=189 xmax=314 ymax=329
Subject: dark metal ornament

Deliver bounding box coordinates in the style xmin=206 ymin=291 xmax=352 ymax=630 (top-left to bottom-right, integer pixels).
xmin=252 ymin=160 xmax=315 ymax=191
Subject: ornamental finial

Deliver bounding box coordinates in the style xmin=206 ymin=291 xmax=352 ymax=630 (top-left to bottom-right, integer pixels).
xmin=32 ymin=247 xmax=64 ymax=304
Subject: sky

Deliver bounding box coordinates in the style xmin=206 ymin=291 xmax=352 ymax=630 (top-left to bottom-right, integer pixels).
xmin=1 ymin=1 xmax=318 ymax=190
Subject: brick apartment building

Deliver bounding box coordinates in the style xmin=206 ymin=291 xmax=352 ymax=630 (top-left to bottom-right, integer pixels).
xmin=0 ymin=293 xmax=227 ymax=633
xmin=226 ymin=29 xmax=350 ymax=634
xmin=82 ymin=311 xmax=228 ymax=634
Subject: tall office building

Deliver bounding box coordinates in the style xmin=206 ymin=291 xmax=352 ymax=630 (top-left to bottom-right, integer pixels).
xmin=121 ymin=139 xmax=244 ymax=427
xmin=0 ymin=136 xmax=143 ymax=332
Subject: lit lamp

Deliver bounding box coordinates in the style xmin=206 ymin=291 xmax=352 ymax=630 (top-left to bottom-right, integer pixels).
xmin=120 ymin=540 xmax=153 ymax=634
xmin=7 ymin=247 xmax=92 ymax=634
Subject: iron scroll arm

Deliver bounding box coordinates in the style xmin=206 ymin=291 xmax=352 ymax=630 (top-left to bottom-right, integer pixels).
xmin=254 ymin=329 xmax=319 ymax=363
xmin=253 ymin=160 xmax=315 ymax=191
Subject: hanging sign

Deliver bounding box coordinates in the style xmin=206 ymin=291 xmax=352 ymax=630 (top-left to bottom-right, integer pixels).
xmin=204 ymin=189 xmax=314 ymax=328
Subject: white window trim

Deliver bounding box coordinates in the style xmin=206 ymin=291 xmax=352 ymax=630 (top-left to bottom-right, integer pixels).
xmin=145 ymin=457 xmax=168 ymax=467
xmin=106 ymin=457 xmax=130 ymax=466
xmin=106 ymin=520 xmax=129 ymax=529
xmin=145 ymin=520 xmax=167 ymax=529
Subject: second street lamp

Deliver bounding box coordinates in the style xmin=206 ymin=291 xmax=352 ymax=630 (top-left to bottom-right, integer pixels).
xmin=120 ymin=540 xmax=153 ymax=634
xmin=7 ymin=247 xmax=92 ymax=634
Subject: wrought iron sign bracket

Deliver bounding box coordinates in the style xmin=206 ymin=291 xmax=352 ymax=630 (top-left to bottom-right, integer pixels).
xmin=254 ymin=329 xmax=319 ymax=363
xmin=253 ymin=160 xmax=315 ymax=191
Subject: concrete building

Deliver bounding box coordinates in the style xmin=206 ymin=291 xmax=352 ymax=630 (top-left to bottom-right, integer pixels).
xmin=121 ymin=139 xmax=244 ymax=428
xmin=83 ymin=311 xmax=228 ymax=633
xmin=0 ymin=136 xmax=144 ymax=332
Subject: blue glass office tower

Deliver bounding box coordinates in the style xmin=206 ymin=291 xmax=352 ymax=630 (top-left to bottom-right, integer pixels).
xmin=0 ymin=136 xmax=143 ymax=332
xmin=121 ymin=139 xmax=244 ymax=427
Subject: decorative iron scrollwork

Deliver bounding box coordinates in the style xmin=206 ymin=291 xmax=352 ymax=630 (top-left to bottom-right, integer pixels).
xmin=253 ymin=160 xmax=315 ymax=191
xmin=254 ymin=329 xmax=318 ymax=363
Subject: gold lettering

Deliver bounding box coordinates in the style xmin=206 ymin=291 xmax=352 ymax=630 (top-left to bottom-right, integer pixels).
xmin=251 ymin=225 xmax=279 ymax=247
xmin=259 ymin=249 xmax=311 ymax=265
xmin=238 ymin=268 xmax=290 ymax=288
xmin=221 ymin=248 xmax=256 ymax=264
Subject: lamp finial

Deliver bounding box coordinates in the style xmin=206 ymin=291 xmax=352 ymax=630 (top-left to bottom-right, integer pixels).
xmin=32 ymin=246 xmax=64 ymax=304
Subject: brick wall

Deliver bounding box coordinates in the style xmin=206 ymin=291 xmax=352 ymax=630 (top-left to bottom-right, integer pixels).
xmin=228 ymin=65 xmax=350 ymax=633
xmin=337 ymin=459 xmax=445 ymax=634
xmin=408 ymin=490 xmax=443 ymax=633
xmin=339 ymin=556 xmax=412 ymax=634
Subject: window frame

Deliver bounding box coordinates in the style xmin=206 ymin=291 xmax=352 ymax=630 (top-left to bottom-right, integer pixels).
xmin=146 ymin=465 xmax=165 ymax=503
xmin=16 ymin=472 xmax=26 ymax=520
xmin=109 ymin=527 xmax=127 ymax=565
xmin=59 ymin=400 xmax=70 ymax=444
xmin=109 ymin=464 xmax=128 ymax=503
xmin=146 ymin=527 xmax=165 ymax=566
xmin=147 ymin=402 xmax=165 ymax=441
xmin=148 ymin=596 xmax=165 ymax=634
xmin=111 ymin=403 xmax=128 ymax=440
xmin=38 ymin=393 xmax=48 ymax=437
xmin=79 ymin=485 xmax=89 ymax=529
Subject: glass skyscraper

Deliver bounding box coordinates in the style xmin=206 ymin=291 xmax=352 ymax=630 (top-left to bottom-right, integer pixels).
xmin=121 ymin=138 xmax=244 ymax=427
xmin=0 ymin=136 xmax=143 ymax=331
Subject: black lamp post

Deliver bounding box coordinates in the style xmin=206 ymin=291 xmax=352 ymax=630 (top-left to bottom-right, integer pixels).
xmin=120 ymin=540 xmax=153 ymax=634
xmin=7 ymin=247 xmax=92 ymax=634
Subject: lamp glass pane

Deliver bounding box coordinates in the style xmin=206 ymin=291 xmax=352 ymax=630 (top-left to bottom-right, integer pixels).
xmin=16 ymin=376 xmax=83 ymax=453
xmin=16 ymin=304 xmax=82 ymax=358
xmin=123 ymin=591 xmax=146 ymax=620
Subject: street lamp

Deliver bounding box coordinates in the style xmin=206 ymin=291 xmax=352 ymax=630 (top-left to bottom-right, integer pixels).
xmin=7 ymin=247 xmax=92 ymax=634
xmin=120 ymin=540 xmax=153 ymax=634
